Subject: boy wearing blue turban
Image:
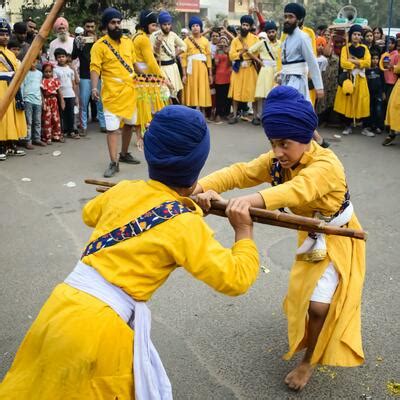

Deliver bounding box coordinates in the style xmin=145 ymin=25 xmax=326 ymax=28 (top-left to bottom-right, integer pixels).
xmin=181 ymin=17 xmax=213 ymax=110
xmin=0 ymin=105 xmax=260 ymax=399
xmin=195 ymin=86 xmax=366 ymax=392
xmin=228 ymin=15 xmax=260 ymax=125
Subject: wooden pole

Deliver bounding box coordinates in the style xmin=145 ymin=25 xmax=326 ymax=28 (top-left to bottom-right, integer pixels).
xmin=0 ymin=0 xmax=67 ymax=120
xmin=85 ymin=179 xmax=368 ymax=241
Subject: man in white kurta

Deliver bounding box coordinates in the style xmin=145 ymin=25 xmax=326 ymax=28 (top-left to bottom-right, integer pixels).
xmin=151 ymin=11 xmax=186 ymax=100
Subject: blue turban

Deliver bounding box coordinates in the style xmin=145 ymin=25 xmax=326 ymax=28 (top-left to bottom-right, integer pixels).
xmin=0 ymin=18 xmax=11 ymax=35
xmin=284 ymin=3 xmax=306 ymax=20
xmin=348 ymin=24 xmax=363 ymax=40
xmin=189 ymin=16 xmax=203 ymax=31
xmin=101 ymin=7 xmax=122 ymax=28
xmin=159 ymin=11 xmax=172 ymax=25
xmin=240 ymin=15 xmax=254 ymax=26
xmin=261 ymin=86 xmax=317 ymax=144
xmin=139 ymin=10 xmax=158 ymax=30
xmin=144 ymin=105 xmax=210 ymax=188
xmin=264 ymin=20 xmax=277 ymax=31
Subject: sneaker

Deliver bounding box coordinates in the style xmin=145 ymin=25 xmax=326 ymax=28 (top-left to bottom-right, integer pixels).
xmin=7 ymin=148 xmax=26 ymax=156
xmin=79 ymin=129 xmax=87 ymax=137
xmin=251 ymin=117 xmax=261 ymax=126
xmin=0 ymin=152 xmax=6 ymax=161
xmin=104 ymin=161 xmax=119 ymax=178
xmin=382 ymin=133 xmax=396 ymax=146
xmin=119 ymin=152 xmax=140 ymax=164
xmin=374 ymin=128 xmax=383 ymax=134
xmin=361 ymin=128 xmax=375 ymax=137
xmin=228 ymin=115 xmax=239 ymax=124
xmin=342 ymin=127 xmax=352 ymax=135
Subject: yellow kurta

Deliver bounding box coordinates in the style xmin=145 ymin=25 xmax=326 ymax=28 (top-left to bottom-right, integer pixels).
xmin=90 ymin=35 xmax=136 ymax=119
xmin=132 ymin=30 xmax=168 ymax=130
xmin=385 ymin=62 xmax=400 ymax=131
xmin=181 ymin=36 xmax=212 ymax=107
xmin=334 ymin=44 xmax=371 ymax=119
xmin=0 ymin=46 xmax=27 ymax=141
xmin=228 ymin=33 xmax=259 ymax=102
xmin=248 ymin=39 xmax=280 ymax=98
xmin=199 ymin=141 xmax=366 ymax=367
xmin=0 ymin=179 xmax=259 ymax=399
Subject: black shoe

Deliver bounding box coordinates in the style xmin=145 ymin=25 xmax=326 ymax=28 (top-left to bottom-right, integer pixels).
xmin=320 ymin=139 xmax=331 ymax=148
xmin=251 ymin=117 xmax=261 ymax=126
xmin=104 ymin=162 xmax=119 ymax=178
xmin=100 ymin=127 xmax=107 ymax=133
xmin=382 ymin=133 xmax=396 ymax=146
xmin=228 ymin=115 xmax=239 ymax=125
xmin=119 ymin=152 xmax=140 ymax=164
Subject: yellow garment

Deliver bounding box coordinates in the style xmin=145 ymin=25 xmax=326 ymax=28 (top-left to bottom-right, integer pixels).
xmin=199 ymin=141 xmax=366 ymax=367
xmin=228 ymin=34 xmax=259 ymax=102
xmin=248 ymin=39 xmax=281 ymax=98
xmin=90 ymin=35 xmax=136 ymax=119
xmin=0 ymin=46 xmax=27 ymax=141
xmin=385 ymin=63 xmax=400 ymax=131
xmin=132 ymin=30 xmax=168 ymax=131
xmin=334 ymin=44 xmax=371 ymax=119
xmin=181 ymin=36 xmax=212 ymax=107
xmin=0 ymin=179 xmax=259 ymax=399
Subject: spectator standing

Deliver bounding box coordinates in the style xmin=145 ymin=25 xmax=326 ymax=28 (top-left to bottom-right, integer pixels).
xmin=54 ymin=48 xmax=78 ymax=139
xmin=21 ymin=58 xmax=47 ymax=148
xmin=11 ymin=22 xmax=29 ymax=60
xmin=72 ymin=18 xmax=105 ymax=136
xmin=372 ymin=27 xmax=386 ymax=53
xmin=25 ymin=18 xmax=37 ymax=44
xmin=49 ymin=17 xmax=74 ymax=62
xmin=6 ymin=38 xmax=21 ymax=59
xmin=380 ymin=37 xmax=399 ymax=101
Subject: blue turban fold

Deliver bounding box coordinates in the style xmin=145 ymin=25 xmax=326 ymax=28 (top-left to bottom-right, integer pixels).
xmin=101 ymin=7 xmax=122 ymax=28
xmin=240 ymin=15 xmax=254 ymax=26
xmin=284 ymin=3 xmax=306 ymax=20
xmin=159 ymin=11 xmax=172 ymax=24
xmin=144 ymin=106 xmax=210 ymax=188
xmin=261 ymin=86 xmax=317 ymax=144
xmin=264 ymin=20 xmax=277 ymax=31
xmin=0 ymin=18 xmax=11 ymax=35
xmin=189 ymin=16 xmax=203 ymax=31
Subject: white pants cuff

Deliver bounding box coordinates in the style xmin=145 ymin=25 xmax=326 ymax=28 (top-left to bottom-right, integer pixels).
xmin=310 ymin=262 xmax=339 ymax=304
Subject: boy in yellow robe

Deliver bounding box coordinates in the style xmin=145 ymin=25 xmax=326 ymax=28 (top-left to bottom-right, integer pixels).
xmin=0 ymin=18 xmax=27 ymax=161
xmin=334 ymin=25 xmax=371 ymax=135
xmin=228 ymin=15 xmax=260 ymax=125
xmin=181 ymin=17 xmax=212 ymax=111
xmin=195 ymin=86 xmax=366 ymax=391
xmin=0 ymin=105 xmax=259 ymax=399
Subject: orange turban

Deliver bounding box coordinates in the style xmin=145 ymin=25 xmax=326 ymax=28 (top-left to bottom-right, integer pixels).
xmin=316 ymin=36 xmax=327 ymax=47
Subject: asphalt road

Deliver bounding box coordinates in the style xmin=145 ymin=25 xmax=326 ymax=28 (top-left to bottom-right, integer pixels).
xmin=0 ymin=120 xmax=399 ymax=399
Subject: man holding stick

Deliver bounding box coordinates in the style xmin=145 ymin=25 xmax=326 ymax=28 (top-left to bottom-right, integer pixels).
xmin=195 ymin=86 xmax=366 ymax=391
xmin=90 ymin=7 xmax=140 ymax=178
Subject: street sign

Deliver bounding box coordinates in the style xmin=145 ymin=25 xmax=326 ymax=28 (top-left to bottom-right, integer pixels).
xmin=175 ymin=0 xmax=200 ymax=12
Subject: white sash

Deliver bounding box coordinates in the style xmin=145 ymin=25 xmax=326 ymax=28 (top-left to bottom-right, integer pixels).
xmin=262 ymin=60 xmax=276 ymax=68
xmin=351 ymin=68 xmax=366 ymax=78
xmin=296 ymin=202 xmax=354 ymax=262
xmin=64 ymin=261 xmax=173 ymax=400
xmin=281 ymin=61 xmax=308 ymax=76
xmin=187 ymin=53 xmax=207 ymax=75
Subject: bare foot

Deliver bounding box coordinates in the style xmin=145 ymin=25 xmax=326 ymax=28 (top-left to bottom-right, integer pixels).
xmin=284 ymin=362 xmax=314 ymax=391
xmin=136 ymin=138 xmax=144 ymax=152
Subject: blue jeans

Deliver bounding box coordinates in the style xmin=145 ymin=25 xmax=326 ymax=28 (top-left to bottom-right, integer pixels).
xmin=79 ymin=79 xmax=105 ymax=129
xmin=24 ymin=102 xmax=42 ymax=143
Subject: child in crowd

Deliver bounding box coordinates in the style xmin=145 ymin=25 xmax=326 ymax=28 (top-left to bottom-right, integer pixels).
xmin=21 ymin=57 xmax=47 ymax=148
xmin=214 ymin=35 xmax=232 ymax=123
xmin=54 ymin=48 xmax=79 ymax=139
xmin=380 ymin=37 xmax=399 ymax=102
xmin=6 ymin=39 xmax=21 ymax=59
xmin=41 ymin=62 xmax=63 ymax=144
xmin=316 ymin=37 xmax=328 ymax=72
xmin=363 ymin=52 xmax=385 ymax=136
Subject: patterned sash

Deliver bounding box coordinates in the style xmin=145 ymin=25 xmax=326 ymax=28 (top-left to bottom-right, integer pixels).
xmin=82 ymin=201 xmax=192 ymax=258
xmin=102 ymin=39 xmax=134 ymax=74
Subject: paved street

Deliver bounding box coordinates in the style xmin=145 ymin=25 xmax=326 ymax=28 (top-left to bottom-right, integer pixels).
xmin=0 ymin=120 xmax=399 ymax=399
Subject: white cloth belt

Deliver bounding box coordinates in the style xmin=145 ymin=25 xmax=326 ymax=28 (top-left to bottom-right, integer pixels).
xmin=351 ymin=68 xmax=366 ymax=78
xmin=262 ymin=60 xmax=276 ymax=68
xmin=296 ymin=202 xmax=354 ymax=262
xmin=281 ymin=61 xmax=308 ymax=76
xmin=136 ymin=61 xmax=149 ymax=72
xmin=240 ymin=60 xmax=252 ymax=68
xmin=0 ymin=71 xmax=14 ymax=78
xmin=64 ymin=261 xmax=173 ymax=400
xmin=187 ymin=53 xmax=207 ymax=75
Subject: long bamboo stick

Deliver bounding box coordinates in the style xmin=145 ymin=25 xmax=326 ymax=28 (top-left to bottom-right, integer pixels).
xmin=0 ymin=0 xmax=67 ymax=120
xmin=85 ymin=179 xmax=367 ymax=241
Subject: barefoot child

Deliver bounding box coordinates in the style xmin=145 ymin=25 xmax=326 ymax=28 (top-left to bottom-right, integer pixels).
xmin=0 ymin=105 xmax=259 ymax=399
xmin=195 ymin=86 xmax=366 ymax=391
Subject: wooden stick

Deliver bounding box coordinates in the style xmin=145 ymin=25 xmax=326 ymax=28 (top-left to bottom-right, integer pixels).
xmin=85 ymin=179 xmax=367 ymax=241
xmin=0 ymin=0 xmax=67 ymax=120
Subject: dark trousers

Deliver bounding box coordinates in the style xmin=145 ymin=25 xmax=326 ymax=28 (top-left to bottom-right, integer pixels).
xmin=215 ymin=84 xmax=231 ymax=117
xmin=60 ymin=97 xmax=75 ymax=134
xmin=365 ymin=94 xmax=384 ymax=130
